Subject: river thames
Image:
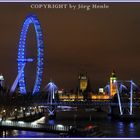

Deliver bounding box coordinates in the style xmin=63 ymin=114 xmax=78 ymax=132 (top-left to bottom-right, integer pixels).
xmin=1 ymin=108 xmax=140 ymax=138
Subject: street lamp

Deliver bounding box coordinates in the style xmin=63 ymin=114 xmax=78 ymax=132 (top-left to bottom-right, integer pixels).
xmin=0 ymin=74 xmax=4 ymax=87
xmin=29 ymin=107 xmax=32 ymax=115
xmin=23 ymin=107 xmax=26 ymax=117
xmin=14 ymin=108 xmax=18 ymax=120
xmin=2 ymin=110 xmax=6 ymax=120
xmin=34 ymin=107 xmax=37 ymax=114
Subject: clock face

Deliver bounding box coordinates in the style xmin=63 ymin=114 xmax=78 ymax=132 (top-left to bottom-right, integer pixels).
xmin=80 ymin=80 xmax=87 ymax=91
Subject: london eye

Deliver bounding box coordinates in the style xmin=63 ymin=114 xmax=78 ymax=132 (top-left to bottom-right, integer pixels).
xmin=17 ymin=14 xmax=44 ymax=95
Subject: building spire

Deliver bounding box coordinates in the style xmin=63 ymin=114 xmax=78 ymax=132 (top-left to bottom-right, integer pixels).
xmin=110 ymin=70 xmax=117 ymax=98
xmin=111 ymin=69 xmax=116 ymax=77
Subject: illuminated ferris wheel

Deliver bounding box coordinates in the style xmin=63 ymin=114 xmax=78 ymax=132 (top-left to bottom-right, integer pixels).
xmin=17 ymin=14 xmax=44 ymax=95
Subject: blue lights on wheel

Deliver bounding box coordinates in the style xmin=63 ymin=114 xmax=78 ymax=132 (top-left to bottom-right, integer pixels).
xmin=18 ymin=14 xmax=44 ymax=95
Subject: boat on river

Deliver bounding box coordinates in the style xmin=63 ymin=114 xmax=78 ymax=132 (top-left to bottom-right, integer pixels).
xmin=68 ymin=123 xmax=105 ymax=137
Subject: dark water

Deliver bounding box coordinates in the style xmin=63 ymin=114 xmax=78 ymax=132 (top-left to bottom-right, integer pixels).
xmin=54 ymin=109 xmax=140 ymax=138
xmin=91 ymin=117 xmax=138 ymax=137
xmin=1 ymin=109 xmax=140 ymax=138
xmin=1 ymin=130 xmax=60 ymax=138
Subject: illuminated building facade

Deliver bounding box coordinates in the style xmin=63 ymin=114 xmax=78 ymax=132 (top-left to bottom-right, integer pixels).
xmin=91 ymin=94 xmax=110 ymax=100
xmin=59 ymin=72 xmax=119 ymax=101
xmin=78 ymin=73 xmax=88 ymax=92
xmin=58 ymin=94 xmax=83 ymax=101
xmin=78 ymin=73 xmax=91 ymax=100
xmin=110 ymin=70 xmax=117 ymax=98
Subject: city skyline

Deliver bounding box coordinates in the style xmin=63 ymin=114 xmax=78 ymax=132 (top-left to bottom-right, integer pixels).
xmin=0 ymin=3 xmax=140 ymax=91
xmin=1 ymin=2 xmax=140 ymax=139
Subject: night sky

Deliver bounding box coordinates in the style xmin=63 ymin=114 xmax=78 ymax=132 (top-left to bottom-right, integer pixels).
xmin=0 ymin=3 xmax=140 ymax=92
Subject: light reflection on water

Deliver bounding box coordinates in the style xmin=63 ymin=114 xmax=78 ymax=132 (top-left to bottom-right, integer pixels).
xmin=1 ymin=111 xmax=140 ymax=138
xmin=95 ymin=119 xmax=138 ymax=137
xmin=3 ymin=130 xmax=60 ymax=138
xmin=48 ymin=119 xmax=55 ymax=125
xmin=15 ymin=131 xmax=60 ymax=138
xmin=116 ymin=122 xmax=136 ymax=137
xmin=14 ymin=120 xmax=140 ymax=138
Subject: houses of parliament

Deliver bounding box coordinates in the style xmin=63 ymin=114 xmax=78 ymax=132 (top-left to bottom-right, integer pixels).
xmin=58 ymin=71 xmax=117 ymax=101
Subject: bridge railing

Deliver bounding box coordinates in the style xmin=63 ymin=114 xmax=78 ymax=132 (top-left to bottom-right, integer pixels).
xmin=0 ymin=120 xmax=72 ymax=132
xmin=37 ymin=100 xmax=140 ymax=107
